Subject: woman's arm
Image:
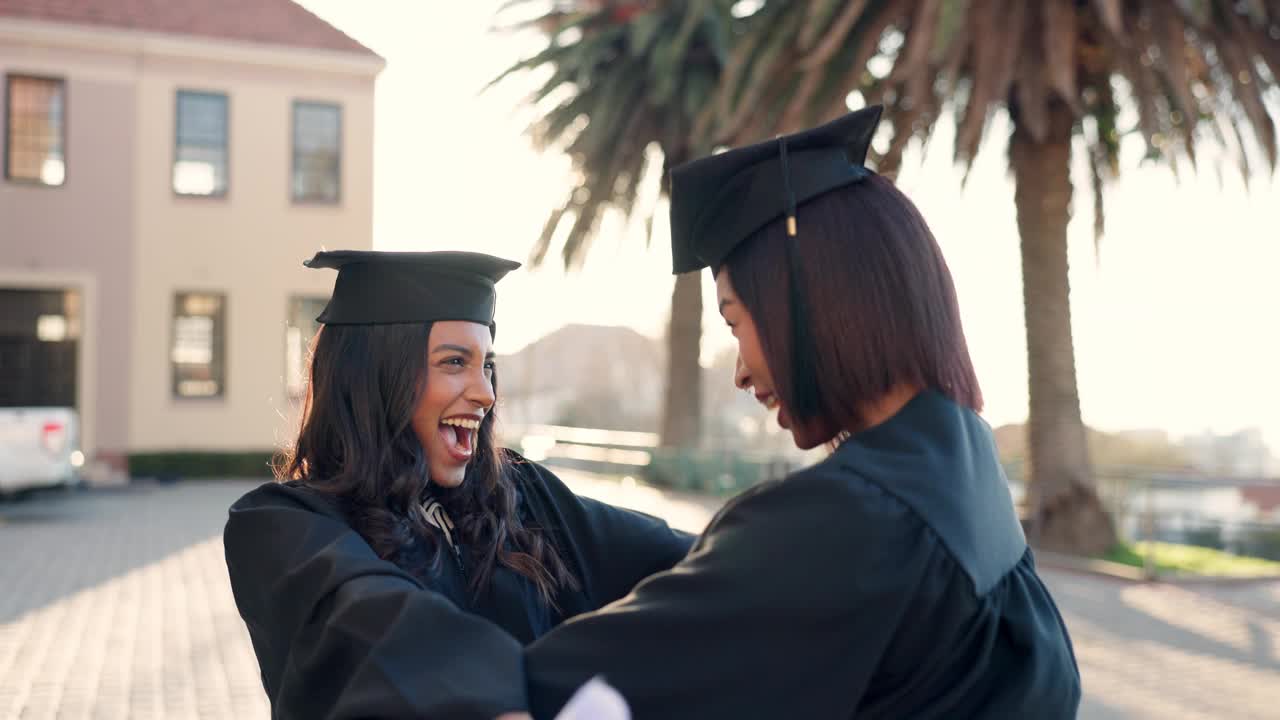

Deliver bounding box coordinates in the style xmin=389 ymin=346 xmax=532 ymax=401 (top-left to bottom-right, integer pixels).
xmin=224 ymin=483 xmax=528 ymax=719
xmin=513 ymin=456 xmax=696 ymax=609
xmin=523 ymin=469 xmax=930 ymax=719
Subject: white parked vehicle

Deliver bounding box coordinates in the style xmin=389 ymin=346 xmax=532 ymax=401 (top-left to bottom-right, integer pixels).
xmin=0 ymin=407 xmax=84 ymax=497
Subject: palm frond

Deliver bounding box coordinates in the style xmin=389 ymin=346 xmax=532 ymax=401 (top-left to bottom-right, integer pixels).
xmin=808 ymin=2 xmax=906 ymax=125
xmin=531 ymin=205 xmax=570 ymax=266
xmin=1043 ymin=0 xmax=1078 ymax=105
xmin=1014 ymin=2 xmax=1051 ymax=143
xmin=801 ymin=0 xmax=876 ymax=68
xmin=719 ymin=8 xmax=805 ymax=141
xmin=1087 ymin=147 xmax=1107 ymax=254
xmin=1149 ymin=8 xmax=1201 ymax=166
xmin=799 ymin=0 xmax=851 ymax=51
xmin=1092 ymin=0 xmax=1124 ymax=39
xmin=1212 ymin=10 xmax=1278 ymax=167
xmin=955 ymin=0 xmax=1024 ymax=167
xmin=508 ymin=0 xmax=1280 ymax=269
xmin=491 ymin=0 xmax=732 ymax=267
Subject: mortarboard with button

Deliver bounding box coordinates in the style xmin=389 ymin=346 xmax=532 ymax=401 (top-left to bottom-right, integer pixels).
xmin=304 ymin=250 xmax=521 ymax=337
xmin=667 ymin=105 xmax=884 ymax=419
xmin=668 ymin=104 xmax=883 ymax=273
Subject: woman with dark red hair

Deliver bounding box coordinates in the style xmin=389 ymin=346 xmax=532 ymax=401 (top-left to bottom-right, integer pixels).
xmin=523 ymin=106 xmax=1081 ymax=719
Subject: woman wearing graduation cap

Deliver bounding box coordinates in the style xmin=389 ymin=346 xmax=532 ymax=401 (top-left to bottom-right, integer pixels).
xmin=222 ymin=251 xmax=693 ymax=719
xmin=522 ymin=106 xmax=1081 ymax=719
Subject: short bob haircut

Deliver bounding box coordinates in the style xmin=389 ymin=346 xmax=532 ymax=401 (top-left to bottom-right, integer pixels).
xmin=720 ymin=173 xmax=982 ymax=439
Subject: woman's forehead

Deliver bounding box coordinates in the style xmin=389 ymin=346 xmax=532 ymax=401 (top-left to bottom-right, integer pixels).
xmin=428 ymin=321 xmax=493 ymax=350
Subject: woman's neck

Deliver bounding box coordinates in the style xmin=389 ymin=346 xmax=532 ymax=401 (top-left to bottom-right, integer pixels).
xmin=827 ymin=383 xmax=924 ymax=450
xmin=859 ymin=383 xmax=923 ymax=433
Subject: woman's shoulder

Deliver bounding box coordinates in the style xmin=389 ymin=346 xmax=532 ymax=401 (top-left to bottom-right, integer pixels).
xmin=500 ymin=447 xmax=546 ymax=472
xmin=696 ymin=456 xmax=944 ymax=579
xmin=228 ymin=479 xmax=349 ymax=525
xmin=500 ymin=448 xmax=568 ymax=494
xmin=497 ymin=449 xmax=683 ymax=531
xmin=772 ymin=436 xmax=1025 ymax=599
xmin=732 ymin=452 xmax=917 ymax=524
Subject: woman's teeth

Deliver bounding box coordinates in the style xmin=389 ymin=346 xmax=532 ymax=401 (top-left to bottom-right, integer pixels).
xmin=441 ymin=417 xmax=481 ymax=430
xmin=763 ymin=396 xmax=779 ymax=410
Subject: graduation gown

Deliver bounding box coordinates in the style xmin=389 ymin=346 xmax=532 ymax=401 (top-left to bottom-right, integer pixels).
xmin=525 ymin=391 xmax=1081 ymax=719
xmin=223 ymin=452 xmax=693 ymax=719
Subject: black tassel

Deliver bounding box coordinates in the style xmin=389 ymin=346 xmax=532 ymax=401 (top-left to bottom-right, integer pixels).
xmin=780 ymin=137 xmax=798 ymax=237
xmin=778 ymin=137 xmax=818 ymax=419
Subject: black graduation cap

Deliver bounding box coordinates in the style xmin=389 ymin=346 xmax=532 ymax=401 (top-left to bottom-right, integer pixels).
xmin=304 ymin=250 xmax=521 ymax=334
xmin=669 ymin=105 xmax=883 ymax=274
xmin=667 ymin=106 xmax=884 ymax=421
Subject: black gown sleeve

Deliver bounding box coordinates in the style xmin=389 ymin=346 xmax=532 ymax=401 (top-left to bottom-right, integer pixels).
xmin=524 ymin=466 xmax=935 ymax=720
xmin=223 ymin=483 xmax=527 ymax=720
xmin=511 ymin=456 xmax=696 ymax=610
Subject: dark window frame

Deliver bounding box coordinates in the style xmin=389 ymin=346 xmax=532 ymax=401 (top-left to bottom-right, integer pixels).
xmin=170 ymin=290 xmax=228 ymax=400
xmin=4 ymin=73 xmax=68 ymax=187
xmin=172 ymin=89 xmax=230 ymax=199
xmin=291 ymin=99 xmax=342 ymax=205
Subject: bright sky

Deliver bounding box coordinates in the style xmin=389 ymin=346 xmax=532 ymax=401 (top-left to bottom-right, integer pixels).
xmin=298 ymin=0 xmax=1280 ymax=449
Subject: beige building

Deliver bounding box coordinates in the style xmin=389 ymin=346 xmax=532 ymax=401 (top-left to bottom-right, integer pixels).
xmin=0 ymin=0 xmax=382 ymax=477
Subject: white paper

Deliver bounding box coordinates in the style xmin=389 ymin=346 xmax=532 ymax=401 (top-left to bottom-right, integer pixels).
xmin=553 ymin=676 xmax=631 ymax=720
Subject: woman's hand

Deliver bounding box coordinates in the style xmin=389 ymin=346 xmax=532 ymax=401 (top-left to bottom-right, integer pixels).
xmin=494 ymin=713 xmax=532 ymax=720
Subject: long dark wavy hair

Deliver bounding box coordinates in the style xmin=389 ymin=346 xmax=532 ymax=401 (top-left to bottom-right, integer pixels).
xmin=275 ymin=322 xmax=577 ymax=606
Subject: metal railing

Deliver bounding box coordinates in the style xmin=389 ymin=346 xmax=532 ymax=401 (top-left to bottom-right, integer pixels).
xmin=513 ymin=425 xmax=1280 ymax=568
xmin=1016 ymin=466 xmax=1280 ymax=575
xmin=509 ymin=423 xmax=801 ymax=495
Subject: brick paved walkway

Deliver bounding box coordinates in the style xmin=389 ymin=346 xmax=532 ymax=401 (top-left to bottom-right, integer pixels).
xmin=0 ymin=482 xmax=268 ymax=720
xmin=1 ymin=476 xmax=1276 ymax=719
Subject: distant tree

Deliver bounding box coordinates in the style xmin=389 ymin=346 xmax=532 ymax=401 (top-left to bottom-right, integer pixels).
xmin=492 ymin=0 xmax=736 ymax=450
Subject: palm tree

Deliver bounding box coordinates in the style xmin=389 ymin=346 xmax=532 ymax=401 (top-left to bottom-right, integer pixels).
xmin=700 ymin=0 xmax=1279 ymax=555
xmin=491 ymin=0 xmax=733 ymax=449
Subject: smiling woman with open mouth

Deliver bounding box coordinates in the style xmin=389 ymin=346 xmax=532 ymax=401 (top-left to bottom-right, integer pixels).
xmin=222 ymin=250 xmax=692 ymax=720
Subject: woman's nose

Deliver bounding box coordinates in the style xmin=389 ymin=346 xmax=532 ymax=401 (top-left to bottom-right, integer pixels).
xmin=469 ymin=372 xmax=496 ymax=411
xmin=733 ymin=353 xmax=751 ymax=391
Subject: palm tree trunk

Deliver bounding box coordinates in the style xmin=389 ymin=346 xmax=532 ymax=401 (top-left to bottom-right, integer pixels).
xmin=1011 ymin=98 xmax=1116 ymax=556
xmin=660 ymin=270 xmax=703 ymax=448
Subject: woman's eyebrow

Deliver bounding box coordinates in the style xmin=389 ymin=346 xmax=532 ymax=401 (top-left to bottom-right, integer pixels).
xmin=430 ymin=344 xmax=473 ymax=357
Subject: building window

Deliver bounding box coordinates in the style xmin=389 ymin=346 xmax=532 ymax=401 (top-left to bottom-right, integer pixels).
xmin=0 ymin=288 xmax=80 ymax=408
xmin=172 ymin=292 xmax=226 ymax=398
xmin=285 ymin=296 xmax=326 ymax=398
xmin=173 ymin=91 xmax=228 ymax=196
xmin=5 ymin=75 xmax=66 ymax=186
xmin=292 ymin=101 xmax=341 ymax=204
